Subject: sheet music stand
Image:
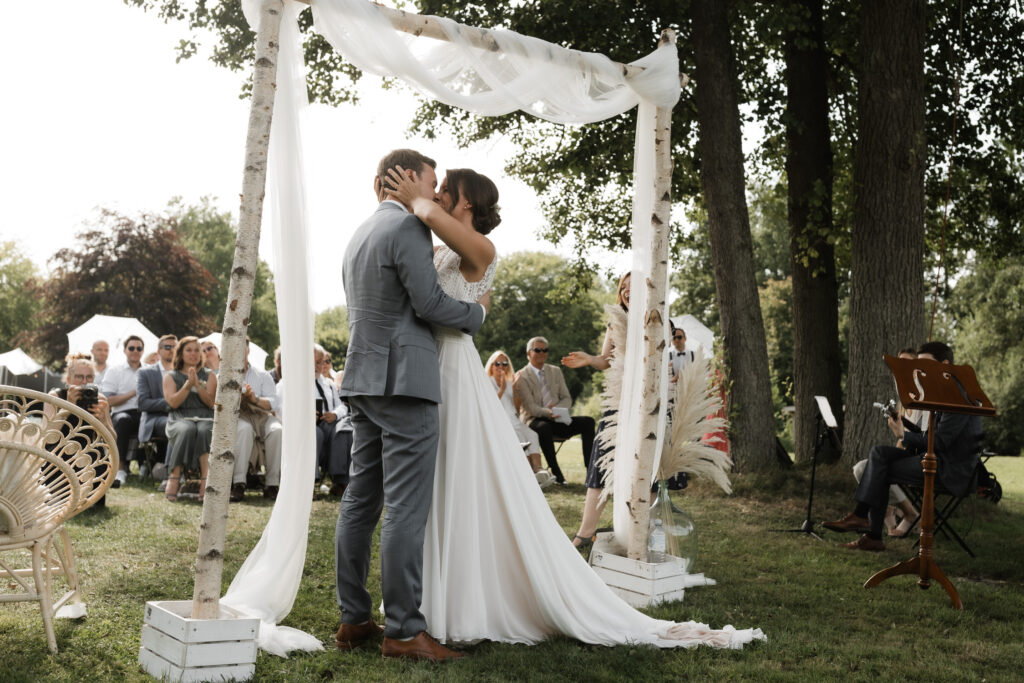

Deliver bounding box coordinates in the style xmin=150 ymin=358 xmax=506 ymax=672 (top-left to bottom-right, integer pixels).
xmin=772 ymin=396 xmax=840 ymax=541
xmin=863 ymin=355 xmax=996 ymax=610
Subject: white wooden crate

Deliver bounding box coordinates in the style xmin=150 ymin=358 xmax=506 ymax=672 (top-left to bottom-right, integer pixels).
xmin=138 ymin=600 xmax=260 ymax=683
xmin=589 ymin=531 xmax=714 ymax=609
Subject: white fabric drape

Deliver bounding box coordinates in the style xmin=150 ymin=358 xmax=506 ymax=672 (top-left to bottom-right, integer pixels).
xmin=311 ymin=0 xmax=680 ymax=123
xmin=233 ymin=0 xmax=679 ymax=656
xmin=223 ymin=0 xmax=321 ymax=657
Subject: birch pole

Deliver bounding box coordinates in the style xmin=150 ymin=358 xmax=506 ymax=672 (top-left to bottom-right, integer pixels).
xmin=625 ymin=29 xmax=676 ymax=562
xmin=191 ymin=0 xmax=284 ymax=619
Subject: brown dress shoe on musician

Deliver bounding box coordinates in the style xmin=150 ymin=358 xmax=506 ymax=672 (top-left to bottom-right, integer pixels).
xmin=840 ymin=534 xmax=886 ymax=552
xmin=381 ymin=631 xmax=466 ymax=662
xmin=335 ymin=618 xmax=384 ymax=650
xmin=821 ymin=513 xmax=871 ymax=534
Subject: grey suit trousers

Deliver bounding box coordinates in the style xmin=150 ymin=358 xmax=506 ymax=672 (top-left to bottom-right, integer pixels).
xmin=334 ymin=394 xmax=438 ymax=639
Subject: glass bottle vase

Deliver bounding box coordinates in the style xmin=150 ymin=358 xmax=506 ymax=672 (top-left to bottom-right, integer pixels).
xmin=647 ymin=479 xmax=698 ymax=572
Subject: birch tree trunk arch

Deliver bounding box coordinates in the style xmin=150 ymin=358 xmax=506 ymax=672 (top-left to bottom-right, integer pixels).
xmin=191 ymin=0 xmax=284 ymax=619
xmin=197 ymin=0 xmax=686 ymax=631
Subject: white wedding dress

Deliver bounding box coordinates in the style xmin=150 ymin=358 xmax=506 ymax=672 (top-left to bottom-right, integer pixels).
xmin=420 ymin=246 xmax=764 ymax=649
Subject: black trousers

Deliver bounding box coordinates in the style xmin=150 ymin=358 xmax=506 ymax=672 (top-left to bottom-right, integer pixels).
xmin=529 ymin=416 xmax=595 ymax=484
xmin=111 ymin=409 xmax=141 ymax=467
xmin=317 ymin=420 xmax=353 ymax=483
xmin=854 ymin=445 xmax=923 ymax=536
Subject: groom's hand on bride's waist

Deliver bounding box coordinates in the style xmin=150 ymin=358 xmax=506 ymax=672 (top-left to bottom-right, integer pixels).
xmin=477 ymin=289 xmax=490 ymax=313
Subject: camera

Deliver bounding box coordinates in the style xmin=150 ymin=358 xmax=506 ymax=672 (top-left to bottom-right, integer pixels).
xmin=77 ymin=384 xmax=99 ymax=411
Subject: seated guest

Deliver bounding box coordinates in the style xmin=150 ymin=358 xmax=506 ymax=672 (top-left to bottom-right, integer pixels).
xmin=202 ymin=341 xmax=221 ymax=374
xmin=46 ymin=353 xmax=116 ymax=508
xmin=101 ymin=335 xmax=145 ymax=487
xmin=322 ymin=351 xmax=338 ymax=383
xmin=315 ymin=345 xmax=352 ymax=496
xmin=485 ymin=350 xmax=556 ymax=488
xmin=91 ymin=339 xmax=110 ymax=385
xmin=162 ymin=336 xmax=216 ymax=502
xmin=269 ymin=346 xmax=282 ymax=384
xmin=274 ymin=345 xmax=353 ymax=497
xmin=137 ymin=334 xmax=177 ymax=483
xmin=823 ymin=341 xmax=982 ymax=551
xmin=231 ymin=338 xmax=284 ymax=502
xmin=515 ymin=336 xmax=596 ymax=484
xmin=851 ymin=347 xmax=921 ymax=537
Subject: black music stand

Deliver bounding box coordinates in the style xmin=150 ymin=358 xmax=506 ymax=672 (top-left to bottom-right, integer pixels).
xmin=773 ymin=395 xmax=841 ymax=541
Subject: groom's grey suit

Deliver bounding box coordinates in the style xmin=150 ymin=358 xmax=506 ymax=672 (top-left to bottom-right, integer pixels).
xmin=337 ymin=200 xmax=484 ymax=639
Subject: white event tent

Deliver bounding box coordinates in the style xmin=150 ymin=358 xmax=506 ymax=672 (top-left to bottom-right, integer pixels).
xmin=66 ymin=314 xmax=160 ymax=367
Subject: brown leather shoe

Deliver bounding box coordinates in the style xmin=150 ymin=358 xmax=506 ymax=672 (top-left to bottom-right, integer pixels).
xmin=840 ymin=534 xmax=886 ymax=552
xmin=335 ymin=618 xmax=384 ymax=650
xmin=381 ymin=631 xmax=466 ymax=662
xmin=821 ymin=513 xmax=871 ymax=534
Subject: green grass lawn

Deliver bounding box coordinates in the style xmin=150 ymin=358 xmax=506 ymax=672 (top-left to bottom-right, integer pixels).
xmin=2 ymin=444 xmax=1023 ymax=682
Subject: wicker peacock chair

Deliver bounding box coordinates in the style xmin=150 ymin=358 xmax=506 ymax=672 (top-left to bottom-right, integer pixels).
xmin=0 ymin=385 xmax=118 ymax=653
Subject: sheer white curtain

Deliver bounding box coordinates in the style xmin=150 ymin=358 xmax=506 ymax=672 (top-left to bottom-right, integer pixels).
xmin=232 ymin=0 xmax=679 ymax=656
xmin=223 ymin=0 xmax=320 ymax=657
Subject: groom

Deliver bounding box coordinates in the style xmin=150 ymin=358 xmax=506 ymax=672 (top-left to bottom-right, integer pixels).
xmin=336 ymin=149 xmax=487 ymax=661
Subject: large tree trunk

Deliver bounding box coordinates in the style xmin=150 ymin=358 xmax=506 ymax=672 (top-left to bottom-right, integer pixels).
xmin=843 ymin=1 xmax=926 ymax=467
xmin=783 ymin=0 xmax=843 ymax=463
xmin=690 ymin=0 xmax=777 ymax=472
xmin=191 ymin=0 xmax=284 ymax=619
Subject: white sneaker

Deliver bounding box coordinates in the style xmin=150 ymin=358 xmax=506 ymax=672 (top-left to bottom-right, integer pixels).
xmin=536 ymin=470 xmax=557 ymax=489
xmin=113 ymin=470 xmax=128 ymax=488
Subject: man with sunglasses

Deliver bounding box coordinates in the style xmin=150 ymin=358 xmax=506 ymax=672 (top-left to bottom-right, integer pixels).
xmin=668 ymin=324 xmax=695 ymax=382
xmin=137 ymin=333 xmax=178 ymax=484
xmin=516 ymin=336 xmax=595 ymax=484
xmin=101 ymin=335 xmax=145 ymax=487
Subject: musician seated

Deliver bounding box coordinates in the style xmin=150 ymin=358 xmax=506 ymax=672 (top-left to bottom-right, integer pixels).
xmin=823 ymin=341 xmax=982 ymax=551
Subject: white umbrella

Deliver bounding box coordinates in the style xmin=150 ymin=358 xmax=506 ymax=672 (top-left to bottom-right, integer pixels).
xmin=66 ymin=314 xmax=160 ymax=368
xmin=198 ymin=332 xmax=270 ymax=372
xmin=670 ymin=314 xmax=715 ymax=355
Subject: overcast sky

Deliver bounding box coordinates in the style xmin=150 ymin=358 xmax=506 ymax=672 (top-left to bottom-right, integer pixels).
xmin=2 ymin=0 xmax=631 ymax=313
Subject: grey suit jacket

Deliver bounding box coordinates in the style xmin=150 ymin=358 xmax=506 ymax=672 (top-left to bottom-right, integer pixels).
xmin=136 ymin=363 xmax=169 ymax=442
xmin=516 ymin=363 xmax=572 ymax=424
xmin=339 ymin=202 xmax=484 ymax=404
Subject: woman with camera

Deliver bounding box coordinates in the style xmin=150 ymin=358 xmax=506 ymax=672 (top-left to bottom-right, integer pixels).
xmin=162 ymin=336 xmax=217 ymax=502
xmin=43 ymin=353 xmax=116 ymax=507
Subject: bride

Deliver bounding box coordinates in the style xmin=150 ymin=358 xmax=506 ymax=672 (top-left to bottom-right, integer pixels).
xmin=383 ymin=166 xmax=763 ymax=650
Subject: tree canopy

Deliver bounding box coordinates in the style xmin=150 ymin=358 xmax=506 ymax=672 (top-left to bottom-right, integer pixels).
xmin=170 ymin=197 xmax=280 ymax=357
xmin=22 ymin=209 xmax=218 ymax=363
xmin=0 ymin=241 xmax=41 ymax=351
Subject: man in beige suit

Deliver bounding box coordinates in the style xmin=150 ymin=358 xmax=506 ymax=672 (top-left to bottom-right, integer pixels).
xmin=515 ymin=336 xmax=595 ymax=484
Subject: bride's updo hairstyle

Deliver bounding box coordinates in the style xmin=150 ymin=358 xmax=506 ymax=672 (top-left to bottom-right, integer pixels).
xmin=446 ymin=169 xmax=501 ymax=235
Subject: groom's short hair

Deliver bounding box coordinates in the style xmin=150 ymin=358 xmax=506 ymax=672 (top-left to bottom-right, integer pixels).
xmin=377 ymin=149 xmax=436 ymax=183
